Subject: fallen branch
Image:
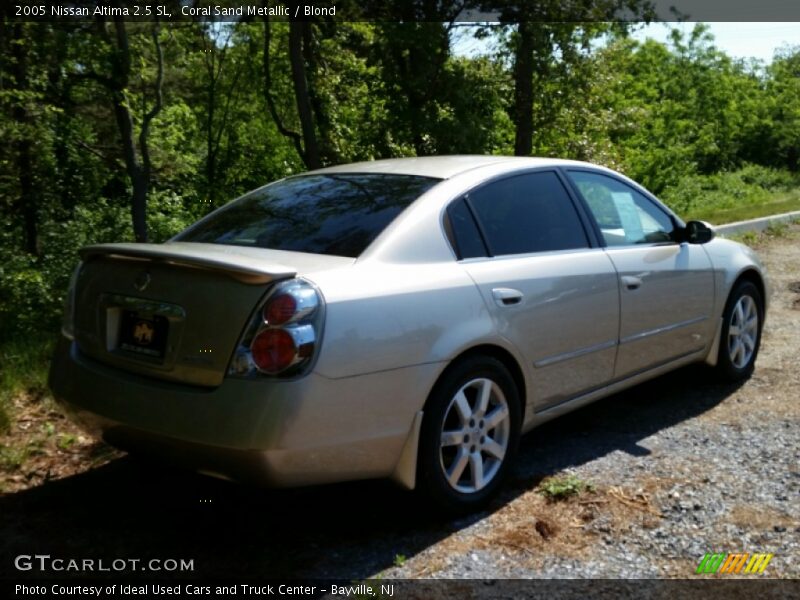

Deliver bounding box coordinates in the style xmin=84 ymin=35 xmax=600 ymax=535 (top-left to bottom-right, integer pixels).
xmin=608 ymin=487 xmax=663 ymax=517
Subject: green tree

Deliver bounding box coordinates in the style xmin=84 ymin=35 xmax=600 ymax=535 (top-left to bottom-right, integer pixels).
xmin=767 ymin=47 xmax=800 ymax=171
xmin=483 ymin=0 xmax=653 ymax=157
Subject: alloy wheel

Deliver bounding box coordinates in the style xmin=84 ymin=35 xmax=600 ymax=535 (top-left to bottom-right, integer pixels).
xmin=439 ymin=377 xmax=511 ymax=494
xmin=727 ymin=294 xmax=759 ymax=369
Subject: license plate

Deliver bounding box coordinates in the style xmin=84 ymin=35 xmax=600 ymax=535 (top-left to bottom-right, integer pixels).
xmin=118 ymin=310 xmax=169 ymax=360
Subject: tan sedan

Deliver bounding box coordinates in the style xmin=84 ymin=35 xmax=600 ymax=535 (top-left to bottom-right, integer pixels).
xmin=49 ymin=156 xmax=768 ymax=511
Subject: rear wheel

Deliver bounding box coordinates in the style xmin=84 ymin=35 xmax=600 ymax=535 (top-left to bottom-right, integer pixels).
xmin=716 ymin=280 xmax=763 ymax=382
xmin=417 ymin=356 xmax=521 ymax=513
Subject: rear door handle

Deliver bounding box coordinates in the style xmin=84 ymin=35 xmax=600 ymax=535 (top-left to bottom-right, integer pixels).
xmin=492 ymin=287 xmax=524 ymax=307
xmin=621 ymin=276 xmax=642 ymax=290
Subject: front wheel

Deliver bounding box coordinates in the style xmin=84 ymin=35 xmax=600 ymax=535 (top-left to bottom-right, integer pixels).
xmin=417 ymin=356 xmax=521 ymax=513
xmin=716 ymin=280 xmax=764 ymax=382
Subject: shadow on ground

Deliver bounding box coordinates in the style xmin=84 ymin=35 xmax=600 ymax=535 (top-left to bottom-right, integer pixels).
xmin=0 ymin=365 xmax=742 ymax=580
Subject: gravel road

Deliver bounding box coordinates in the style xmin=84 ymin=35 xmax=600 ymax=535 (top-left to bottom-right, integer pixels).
xmin=381 ymin=224 xmax=800 ymax=579
xmin=1 ymin=225 xmax=798 ymax=581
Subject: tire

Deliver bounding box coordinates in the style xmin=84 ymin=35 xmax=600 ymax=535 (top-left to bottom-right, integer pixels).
xmin=716 ymin=280 xmax=764 ymax=382
xmin=417 ymin=355 xmax=521 ymax=513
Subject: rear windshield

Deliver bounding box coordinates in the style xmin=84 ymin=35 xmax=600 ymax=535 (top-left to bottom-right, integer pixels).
xmin=175 ymin=173 xmax=440 ymax=257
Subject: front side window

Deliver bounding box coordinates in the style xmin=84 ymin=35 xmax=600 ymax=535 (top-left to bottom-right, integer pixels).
xmin=567 ymin=171 xmax=676 ymax=246
xmin=175 ymin=174 xmax=440 ymax=258
xmin=466 ymin=171 xmax=589 ymax=256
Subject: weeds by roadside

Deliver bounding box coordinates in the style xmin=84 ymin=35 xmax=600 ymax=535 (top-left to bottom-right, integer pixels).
xmin=724 ymin=219 xmax=798 ymax=247
xmin=0 ymin=334 xmax=120 ymax=493
xmin=0 ymin=335 xmax=55 ymax=435
xmin=765 ymin=221 xmax=790 ymax=237
xmin=538 ymin=474 xmax=595 ymax=501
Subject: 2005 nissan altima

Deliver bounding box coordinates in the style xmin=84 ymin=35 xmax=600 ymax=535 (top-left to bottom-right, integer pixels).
xmin=49 ymin=156 xmax=768 ymax=511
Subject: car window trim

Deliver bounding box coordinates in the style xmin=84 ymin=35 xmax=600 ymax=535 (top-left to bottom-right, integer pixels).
xmin=563 ymin=167 xmax=683 ymax=249
xmin=462 ymin=193 xmax=494 ymax=257
xmin=458 ymin=245 xmax=612 ymax=264
xmin=553 ymin=168 xmax=602 ymax=248
xmin=444 ymin=197 xmax=490 ymax=260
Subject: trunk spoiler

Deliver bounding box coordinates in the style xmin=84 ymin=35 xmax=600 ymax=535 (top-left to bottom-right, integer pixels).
xmin=79 ymin=242 xmax=297 ymax=285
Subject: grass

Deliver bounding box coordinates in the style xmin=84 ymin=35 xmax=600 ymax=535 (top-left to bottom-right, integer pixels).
xmin=0 ymin=335 xmax=56 ymax=435
xmin=729 ymin=230 xmax=760 ymax=246
xmin=686 ymin=190 xmax=800 ymax=225
xmin=0 ymin=444 xmax=28 ymax=470
xmin=538 ymin=474 xmax=595 ymax=501
xmin=765 ymin=221 xmax=790 ymax=237
xmin=724 ymin=218 xmax=797 ymax=247
xmin=0 ymin=398 xmax=8 ymax=434
xmin=661 ymin=164 xmax=800 ymax=225
xmin=0 ymin=333 xmax=118 ymax=491
xmin=56 ymin=433 xmax=77 ymax=451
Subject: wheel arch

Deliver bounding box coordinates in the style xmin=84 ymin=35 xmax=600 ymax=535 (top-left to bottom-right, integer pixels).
xmin=433 ymin=344 xmax=528 ymax=423
xmin=391 ymin=343 xmax=527 ymax=491
xmin=705 ymin=267 xmax=767 ymax=368
xmin=732 ymin=268 xmax=767 ymax=313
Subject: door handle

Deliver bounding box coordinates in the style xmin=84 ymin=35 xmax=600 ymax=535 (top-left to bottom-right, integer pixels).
xmin=621 ymin=276 xmax=642 ymax=290
xmin=492 ymin=287 xmax=524 ymax=307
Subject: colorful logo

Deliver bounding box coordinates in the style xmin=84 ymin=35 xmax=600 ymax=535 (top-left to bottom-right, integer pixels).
xmin=696 ymin=552 xmax=774 ymax=574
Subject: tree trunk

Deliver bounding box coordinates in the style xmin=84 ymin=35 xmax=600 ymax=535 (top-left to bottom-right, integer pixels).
xmin=110 ymin=93 xmax=147 ymax=243
xmin=302 ymin=20 xmax=332 ymax=164
xmin=17 ymin=137 xmax=38 ymax=255
xmin=109 ymin=18 xmax=148 ymax=242
xmin=11 ymin=23 xmax=40 ymax=255
xmin=513 ymin=21 xmax=535 ymax=157
xmin=100 ymin=17 xmax=163 ymax=243
xmin=787 ymin=146 xmax=798 ymax=172
xmin=288 ymin=20 xmax=321 ymax=169
xmin=262 ymin=16 xmax=305 ymax=160
xmin=206 ymin=72 xmax=217 ymax=206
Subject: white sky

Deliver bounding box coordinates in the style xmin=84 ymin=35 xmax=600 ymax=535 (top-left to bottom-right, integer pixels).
xmin=453 ymin=22 xmax=800 ymax=64
xmin=633 ymin=22 xmax=800 ymax=62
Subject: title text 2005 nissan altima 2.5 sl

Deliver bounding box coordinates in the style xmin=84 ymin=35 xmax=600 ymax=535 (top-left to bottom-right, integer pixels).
xmin=49 ymin=156 xmax=768 ymax=511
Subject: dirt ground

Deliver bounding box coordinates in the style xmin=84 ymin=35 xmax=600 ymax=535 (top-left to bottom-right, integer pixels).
xmin=1 ymin=225 xmax=798 ymax=581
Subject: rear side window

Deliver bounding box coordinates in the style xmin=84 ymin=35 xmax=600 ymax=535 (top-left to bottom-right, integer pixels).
xmin=446 ymin=198 xmax=487 ymax=259
xmin=466 ymin=171 xmax=589 ymax=256
xmin=175 ymin=174 xmax=440 ymax=258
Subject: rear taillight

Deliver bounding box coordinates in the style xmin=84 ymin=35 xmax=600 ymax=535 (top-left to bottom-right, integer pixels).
xmin=251 ymin=329 xmax=296 ymax=373
xmin=228 ymin=278 xmax=324 ymax=378
xmin=264 ymin=294 xmax=297 ymax=325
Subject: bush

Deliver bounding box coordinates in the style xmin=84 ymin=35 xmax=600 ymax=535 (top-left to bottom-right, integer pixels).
xmin=659 ymin=164 xmax=798 ymax=218
xmin=0 ymin=193 xmax=196 ymax=342
xmin=538 ymin=474 xmax=595 ymax=500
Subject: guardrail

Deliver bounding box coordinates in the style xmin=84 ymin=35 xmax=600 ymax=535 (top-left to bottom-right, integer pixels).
xmin=714 ymin=210 xmax=800 ymax=236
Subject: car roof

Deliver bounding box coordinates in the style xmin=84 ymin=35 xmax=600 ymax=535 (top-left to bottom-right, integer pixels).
xmin=309 ymin=155 xmax=594 ymax=180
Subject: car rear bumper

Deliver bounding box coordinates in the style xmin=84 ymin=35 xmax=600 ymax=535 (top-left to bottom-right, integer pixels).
xmin=49 ymin=337 xmax=441 ymax=487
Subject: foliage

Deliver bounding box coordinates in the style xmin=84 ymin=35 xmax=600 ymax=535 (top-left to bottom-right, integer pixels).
xmin=765 ymin=47 xmax=800 ymax=171
xmin=0 ymin=193 xmax=192 ymax=341
xmin=538 ymin=474 xmax=595 ymax=500
xmin=0 ymin=19 xmax=799 ymax=345
xmin=0 ymin=334 xmax=54 ymax=436
xmin=591 ymin=26 xmax=779 ymax=194
xmin=661 ymin=164 xmax=800 ymax=220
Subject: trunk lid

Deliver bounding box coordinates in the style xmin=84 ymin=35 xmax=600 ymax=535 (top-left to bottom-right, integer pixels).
xmin=73 ymin=242 xmax=347 ymax=387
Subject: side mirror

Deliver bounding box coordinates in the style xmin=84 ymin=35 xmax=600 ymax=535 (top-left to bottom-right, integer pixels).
xmin=683 ymin=220 xmax=715 ymax=244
